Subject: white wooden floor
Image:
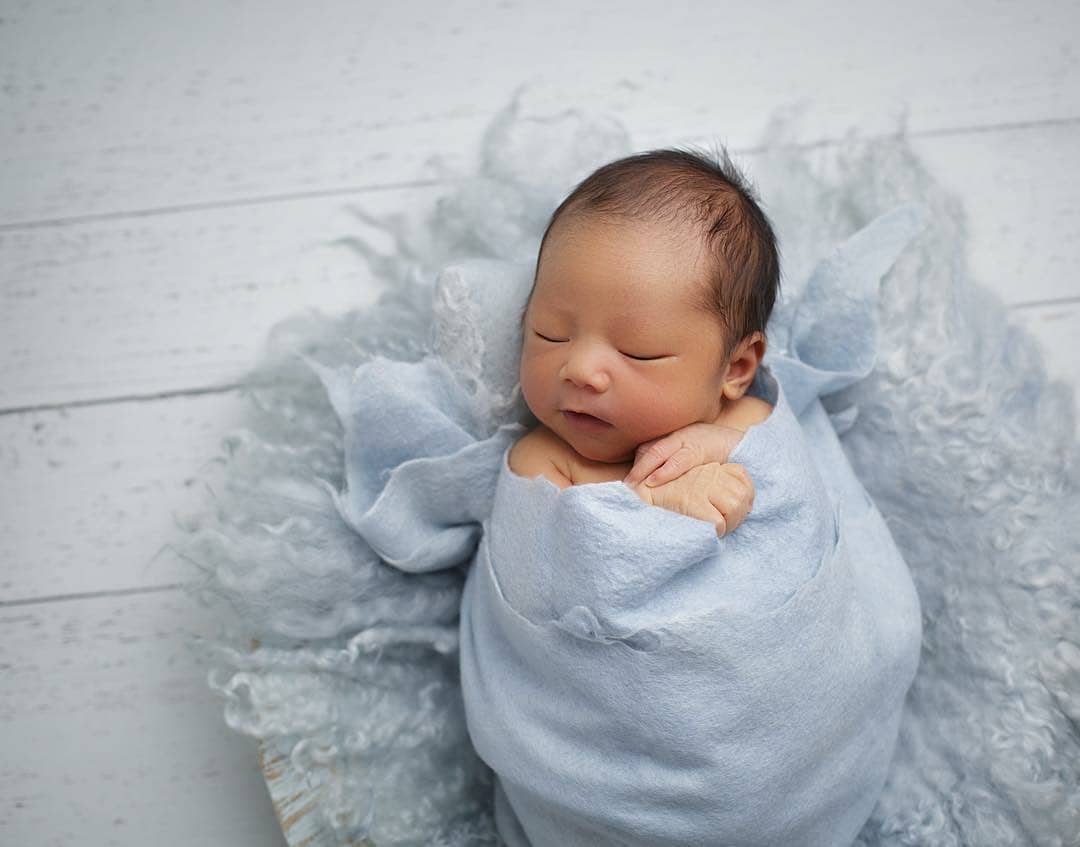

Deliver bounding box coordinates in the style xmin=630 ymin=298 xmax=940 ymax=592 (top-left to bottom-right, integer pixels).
xmin=2 ymin=1 xmax=1078 ymax=844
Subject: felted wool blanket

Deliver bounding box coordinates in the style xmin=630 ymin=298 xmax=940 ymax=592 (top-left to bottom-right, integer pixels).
xmin=307 ymin=206 xmax=925 ymax=846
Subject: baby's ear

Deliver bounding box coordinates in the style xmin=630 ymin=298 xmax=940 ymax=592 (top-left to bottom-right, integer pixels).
xmin=721 ymin=332 xmax=766 ymax=400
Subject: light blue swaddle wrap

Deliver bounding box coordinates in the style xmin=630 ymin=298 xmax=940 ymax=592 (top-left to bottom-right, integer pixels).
xmin=311 ymin=205 xmax=926 ymax=847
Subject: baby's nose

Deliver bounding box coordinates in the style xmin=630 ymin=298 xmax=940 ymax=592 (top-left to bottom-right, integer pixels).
xmin=562 ymin=343 xmax=612 ymax=392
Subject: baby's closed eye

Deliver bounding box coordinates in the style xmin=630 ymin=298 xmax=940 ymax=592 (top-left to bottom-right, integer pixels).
xmin=534 ymin=330 xmax=669 ymax=361
xmin=621 ymin=350 xmax=671 ymax=361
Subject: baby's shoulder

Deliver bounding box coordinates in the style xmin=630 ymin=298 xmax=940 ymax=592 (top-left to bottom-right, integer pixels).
xmin=508 ymin=426 xmax=574 ymax=489
xmin=510 ymin=426 xmax=634 ymax=487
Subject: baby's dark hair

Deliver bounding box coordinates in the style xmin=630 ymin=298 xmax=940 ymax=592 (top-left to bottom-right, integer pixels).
xmin=533 ymin=146 xmax=780 ymax=352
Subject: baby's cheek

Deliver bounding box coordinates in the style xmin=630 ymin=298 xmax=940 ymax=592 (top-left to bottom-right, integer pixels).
xmin=628 ymin=387 xmax=696 ymax=440
xmin=519 ymin=357 xmax=551 ymax=416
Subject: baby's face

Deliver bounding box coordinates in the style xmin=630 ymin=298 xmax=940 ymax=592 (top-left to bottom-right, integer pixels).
xmin=520 ymin=215 xmax=730 ymax=464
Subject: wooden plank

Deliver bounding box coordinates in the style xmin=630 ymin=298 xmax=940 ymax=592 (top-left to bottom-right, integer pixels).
xmin=2 ymin=0 xmax=1079 ymax=224
xmin=0 ymin=390 xmax=245 ymax=602
xmin=908 ymin=122 xmax=1080 ymax=307
xmin=3 ymin=121 xmax=1079 ymax=411
xmin=0 ymin=590 xmax=288 ymax=846
xmin=258 ymin=738 xmax=371 ymax=847
xmin=0 ymin=187 xmax=420 ymax=410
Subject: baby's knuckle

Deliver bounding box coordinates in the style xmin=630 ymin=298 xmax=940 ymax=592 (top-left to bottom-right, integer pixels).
xmin=644 ymin=442 xmax=669 ymax=460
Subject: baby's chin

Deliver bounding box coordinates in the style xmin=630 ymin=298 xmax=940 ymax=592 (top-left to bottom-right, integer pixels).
xmin=563 ymin=433 xmax=635 ymax=465
xmin=533 ymin=408 xmax=634 ymax=464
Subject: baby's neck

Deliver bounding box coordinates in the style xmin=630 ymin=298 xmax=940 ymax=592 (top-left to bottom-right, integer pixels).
xmin=711 ymin=393 xmax=773 ymax=433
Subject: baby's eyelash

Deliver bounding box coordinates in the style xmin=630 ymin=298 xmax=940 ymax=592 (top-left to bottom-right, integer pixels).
xmin=533 ymin=330 xmax=668 ymax=361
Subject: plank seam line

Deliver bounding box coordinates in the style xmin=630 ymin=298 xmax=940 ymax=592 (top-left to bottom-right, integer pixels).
xmin=2 ymin=114 xmax=1079 ymax=232
xmin=733 ymin=114 xmax=1080 ymax=155
xmin=0 ymin=177 xmax=452 ymax=232
xmin=0 ymin=379 xmax=256 ymax=416
xmin=0 ymin=582 xmax=185 ymax=608
xmin=1009 ymin=294 xmax=1080 ymax=311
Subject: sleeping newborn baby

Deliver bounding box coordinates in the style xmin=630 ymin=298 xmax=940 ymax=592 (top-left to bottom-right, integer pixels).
xmin=315 ymin=145 xmax=921 ymax=845
xmin=508 ymin=148 xmax=778 ymax=533
xmin=454 ymin=149 xmax=919 ymax=847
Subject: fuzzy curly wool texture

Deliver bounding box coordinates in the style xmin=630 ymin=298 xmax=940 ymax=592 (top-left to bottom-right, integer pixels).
xmin=174 ymin=98 xmax=1079 ymax=847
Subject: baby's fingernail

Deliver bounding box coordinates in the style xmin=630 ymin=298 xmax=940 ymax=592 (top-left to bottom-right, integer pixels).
xmin=645 ymin=474 xmax=658 ymax=487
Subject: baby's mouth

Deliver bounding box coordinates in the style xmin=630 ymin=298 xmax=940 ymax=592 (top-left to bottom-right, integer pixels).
xmin=562 ymin=410 xmax=612 ymax=431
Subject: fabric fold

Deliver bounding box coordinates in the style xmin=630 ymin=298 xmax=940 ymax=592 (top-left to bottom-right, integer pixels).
xmin=767 ymin=203 xmax=926 ymax=416
xmin=307 ymin=354 xmax=523 ymax=572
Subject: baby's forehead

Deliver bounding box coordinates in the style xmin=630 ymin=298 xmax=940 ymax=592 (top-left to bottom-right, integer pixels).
xmin=544 ymin=214 xmax=712 ymax=280
xmin=529 ymin=218 xmax=717 ymax=321
xmin=552 ymin=209 xmax=705 ymax=245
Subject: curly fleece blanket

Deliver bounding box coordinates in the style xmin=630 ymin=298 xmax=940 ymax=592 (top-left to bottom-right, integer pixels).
xmin=176 ymin=100 xmax=1080 ymax=847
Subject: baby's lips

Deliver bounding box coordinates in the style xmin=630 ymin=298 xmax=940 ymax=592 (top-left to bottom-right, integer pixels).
xmin=562 ymin=407 xmax=610 ymax=423
xmin=561 ymin=409 xmax=614 ymax=433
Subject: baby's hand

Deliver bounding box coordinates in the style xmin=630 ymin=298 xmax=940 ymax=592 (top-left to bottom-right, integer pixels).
xmin=624 ymin=422 xmax=746 ymax=488
xmin=630 ymin=461 xmax=754 ymax=537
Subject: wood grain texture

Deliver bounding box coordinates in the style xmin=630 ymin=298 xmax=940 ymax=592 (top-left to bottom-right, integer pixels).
xmin=0 ymin=189 xmax=407 ymax=411
xmin=0 ymin=391 xmax=245 ymax=601
xmin=259 ymin=738 xmax=373 ymax=847
xmin=2 ymin=0 xmax=1079 ymax=223
xmin=909 ymin=121 xmax=1080 ymax=307
xmin=0 ymin=589 xmax=286 ymax=846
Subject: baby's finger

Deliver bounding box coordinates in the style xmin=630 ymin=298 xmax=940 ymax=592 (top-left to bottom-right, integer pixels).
xmin=643 ymin=444 xmax=697 ymax=487
xmin=725 ymin=464 xmax=755 ymax=511
xmin=709 ymin=480 xmax=752 ymax=533
xmin=623 ymin=437 xmax=674 ymax=486
xmin=722 ymin=462 xmax=753 ymax=489
xmin=714 ymin=493 xmax=750 ymax=533
xmin=714 ymin=512 xmax=728 ymax=538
